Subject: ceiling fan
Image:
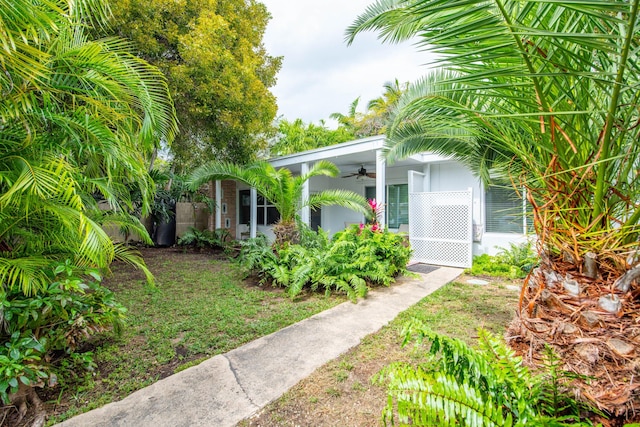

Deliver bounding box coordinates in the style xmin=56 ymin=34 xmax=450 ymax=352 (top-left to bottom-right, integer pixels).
xmin=342 ymin=165 xmax=376 ymax=179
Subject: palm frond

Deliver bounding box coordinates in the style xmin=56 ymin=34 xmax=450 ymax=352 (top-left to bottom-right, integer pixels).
xmin=307 ymin=190 xmax=369 ymax=216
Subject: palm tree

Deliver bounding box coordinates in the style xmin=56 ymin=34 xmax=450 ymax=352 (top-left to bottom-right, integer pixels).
xmin=188 ymin=160 xmax=370 ymax=245
xmin=1 ymin=0 xmax=177 ymax=417
xmin=348 ymin=0 xmax=639 ymax=415
xmin=1 ymin=0 xmax=178 ymax=294
xmin=363 ymin=79 xmax=408 ymax=135
xmin=330 ymin=97 xmax=363 ymax=135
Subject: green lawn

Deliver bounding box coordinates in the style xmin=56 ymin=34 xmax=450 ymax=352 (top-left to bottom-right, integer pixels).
xmin=45 ymin=248 xmax=346 ymax=424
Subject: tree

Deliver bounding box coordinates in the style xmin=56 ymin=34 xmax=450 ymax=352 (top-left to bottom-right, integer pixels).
xmin=360 ymin=79 xmax=408 ymax=136
xmin=269 ymin=118 xmax=355 ymax=157
xmin=108 ymin=0 xmax=282 ymax=170
xmin=188 ymin=160 xmax=369 ymax=245
xmin=0 ymin=0 xmax=177 ymax=417
xmin=348 ymin=0 xmax=640 ymax=416
xmin=330 ymin=80 xmax=407 ymax=138
xmin=330 ymin=97 xmax=363 ymax=136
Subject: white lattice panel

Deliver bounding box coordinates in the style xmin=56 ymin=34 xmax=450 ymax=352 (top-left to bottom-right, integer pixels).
xmin=409 ymin=190 xmax=473 ymax=268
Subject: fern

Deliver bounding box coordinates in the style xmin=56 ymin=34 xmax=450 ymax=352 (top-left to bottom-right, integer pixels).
xmin=177 ymin=227 xmax=229 ymax=249
xmin=379 ymin=323 xmax=597 ymax=426
xmin=235 ymin=226 xmax=411 ymax=299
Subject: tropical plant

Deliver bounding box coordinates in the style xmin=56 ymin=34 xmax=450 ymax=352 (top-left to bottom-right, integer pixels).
xmin=467 ymin=243 xmax=538 ymax=279
xmin=0 ymin=0 xmax=176 ymax=419
xmin=188 ymin=160 xmax=370 ymax=245
xmin=348 ymin=0 xmax=640 ymax=414
xmin=236 ymin=225 xmax=411 ymax=300
xmin=177 ymin=227 xmax=231 ymax=250
xmin=378 ymin=323 xmax=597 ymax=426
xmin=329 ymin=80 xmax=408 ymax=138
xmin=1 ymin=0 xmax=177 ymax=292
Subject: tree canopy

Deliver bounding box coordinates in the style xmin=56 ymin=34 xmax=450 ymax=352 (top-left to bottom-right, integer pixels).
xmin=108 ymin=0 xmax=282 ymax=170
xmin=348 ymin=0 xmax=640 ymax=415
xmin=268 ymin=118 xmax=355 ymax=157
xmin=330 ymin=80 xmax=407 ymax=138
xmin=267 ymin=80 xmax=408 ymax=158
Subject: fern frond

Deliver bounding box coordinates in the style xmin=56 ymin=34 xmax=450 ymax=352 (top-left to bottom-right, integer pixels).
xmin=381 ymin=364 xmax=512 ymax=427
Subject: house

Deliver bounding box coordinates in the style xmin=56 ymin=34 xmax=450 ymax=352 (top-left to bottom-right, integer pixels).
xmin=211 ymin=135 xmax=530 ymax=268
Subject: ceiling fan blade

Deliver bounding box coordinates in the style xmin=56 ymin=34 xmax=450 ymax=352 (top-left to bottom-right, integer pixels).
xmin=366 ymin=173 xmax=377 ymax=178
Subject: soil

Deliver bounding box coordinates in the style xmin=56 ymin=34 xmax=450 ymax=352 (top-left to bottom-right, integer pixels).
xmin=239 ymin=275 xmax=519 ymax=427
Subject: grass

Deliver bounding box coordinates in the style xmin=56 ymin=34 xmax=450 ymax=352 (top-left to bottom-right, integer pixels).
xmin=41 ymin=247 xmax=520 ymax=426
xmin=240 ymin=277 xmax=519 ymax=426
xmin=44 ymin=248 xmax=346 ymax=425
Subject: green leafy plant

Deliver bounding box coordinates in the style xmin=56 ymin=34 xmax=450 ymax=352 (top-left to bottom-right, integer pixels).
xmin=377 ymin=323 xmax=598 ymax=426
xmin=177 ymin=227 xmax=231 ymax=250
xmin=496 ymin=243 xmax=538 ymax=275
xmin=467 ymin=243 xmax=538 ymax=279
xmin=236 ymin=226 xmax=412 ymax=300
xmin=0 ymin=262 xmax=126 ymax=404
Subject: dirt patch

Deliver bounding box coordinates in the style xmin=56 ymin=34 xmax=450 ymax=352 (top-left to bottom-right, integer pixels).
xmin=240 ymin=280 xmax=520 ymax=427
xmin=241 ymin=327 xmax=409 ymax=427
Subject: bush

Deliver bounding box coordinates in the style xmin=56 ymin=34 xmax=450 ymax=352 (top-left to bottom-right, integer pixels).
xmin=0 ymin=262 xmax=126 ymax=403
xmin=177 ymin=227 xmax=231 ymax=250
xmin=236 ymin=225 xmax=412 ymax=301
xmin=377 ymin=322 xmax=598 ymax=426
xmin=467 ymin=242 xmax=538 ymax=279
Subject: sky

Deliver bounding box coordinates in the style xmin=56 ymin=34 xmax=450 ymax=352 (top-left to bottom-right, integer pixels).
xmin=260 ymin=0 xmax=435 ymax=126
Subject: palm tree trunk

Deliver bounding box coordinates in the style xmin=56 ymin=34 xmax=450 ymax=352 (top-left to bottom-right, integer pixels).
xmin=272 ymin=220 xmax=300 ymax=246
xmin=507 ymin=257 xmax=640 ymax=416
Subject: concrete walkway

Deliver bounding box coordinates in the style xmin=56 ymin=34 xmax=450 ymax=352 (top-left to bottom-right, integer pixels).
xmin=56 ymin=267 xmax=462 ymax=427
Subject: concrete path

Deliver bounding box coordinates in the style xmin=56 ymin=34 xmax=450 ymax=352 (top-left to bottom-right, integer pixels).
xmin=56 ymin=267 xmax=462 ymax=427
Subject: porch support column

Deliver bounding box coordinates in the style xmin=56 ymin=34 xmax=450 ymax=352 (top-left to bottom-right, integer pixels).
xmin=299 ymin=162 xmax=311 ymax=226
xmin=215 ymin=180 xmax=222 ymax=229
xmin=423 ymin=164 xmax=431 ymax=192
xmin=375 ymin=149 xmax=386 ymax=227
xmin=250 ymin=187 xmax=257 ymax=238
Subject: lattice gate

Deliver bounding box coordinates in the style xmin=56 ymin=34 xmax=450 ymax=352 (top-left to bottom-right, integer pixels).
xmin=408 ymin=189 xmax=473 ymax=268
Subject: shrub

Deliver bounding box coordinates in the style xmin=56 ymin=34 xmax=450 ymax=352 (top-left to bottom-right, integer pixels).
xmin=236 ymin=225 xmax=412 ymax=300
xmin=177 ymin=227 xmax=231 ymax=250
xmin=467 ymin=242 xmax=538 ymax=279
xmin=377 ymin=322 xmax=598 ymax=426
xmin=0 ymin=262 xmax=126 ymax=404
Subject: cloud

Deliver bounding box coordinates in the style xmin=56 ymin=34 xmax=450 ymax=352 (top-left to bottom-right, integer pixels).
xmin=261 ymin=0 xmax=435 ymax=125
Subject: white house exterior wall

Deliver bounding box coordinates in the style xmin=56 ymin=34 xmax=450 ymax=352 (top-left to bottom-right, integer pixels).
xmin=231 ymin=137 xmax=528 ymax=258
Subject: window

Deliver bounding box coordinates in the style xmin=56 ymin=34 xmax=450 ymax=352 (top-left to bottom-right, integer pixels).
xmin=257 ymin=195 xmax=280 ymax=225
xmin=365 ymin=184 xmax=409 ymax=228
xmin=238 ymin=190 xmax=280 ymax=226
xmin=485 ymin=185 xmax=529 ymax=233
xmin=387 ymin=184 xmax=409 ymax=228
xmin=239 ymin=190 xmax=250 ymax=224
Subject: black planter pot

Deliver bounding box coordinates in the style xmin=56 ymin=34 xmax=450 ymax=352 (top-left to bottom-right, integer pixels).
xmin=153 ymin=202 xmax=176 ymax=246
xmin=154 ymin=217 xmax=176 ymax=246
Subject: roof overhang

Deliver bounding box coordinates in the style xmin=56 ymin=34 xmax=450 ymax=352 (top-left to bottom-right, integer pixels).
xmin=268 ymin=135 xmax=452 ymax=175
